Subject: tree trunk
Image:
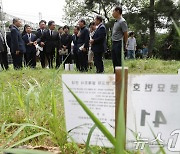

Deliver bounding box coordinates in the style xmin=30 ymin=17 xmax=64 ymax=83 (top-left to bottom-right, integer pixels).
xmin=148 ymin=0 xmax=155 ymax=55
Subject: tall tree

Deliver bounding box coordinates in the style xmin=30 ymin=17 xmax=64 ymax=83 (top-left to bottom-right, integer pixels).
xmin=148 ymin=0 xmax=155 ymax=53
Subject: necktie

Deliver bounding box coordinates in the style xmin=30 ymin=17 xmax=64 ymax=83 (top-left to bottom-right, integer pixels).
xmin=50 ymin=30 xmax=53 ymax=36
xmin=28 ymin=34 xmax=31 ymax=42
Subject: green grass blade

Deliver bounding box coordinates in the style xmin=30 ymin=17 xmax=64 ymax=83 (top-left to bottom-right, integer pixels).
xmin=85 ymin=124 xmax=97 ymax=154
xmin=25 ymin=81 xmax=35 ymax=119
xmin=3 ymin=125 xmax=26 ymax=148
xmin=67 ymin=135 xmax=83 ymax=154
xmin=11 ymin=84 xmax=24 ymax=108
xmin=1 ymin=121 xmax=7 ymax=134
xmin=144 ymin=144 xmax=153 ymax=154
xmin=171 ymin=17 xmax=180 ymax=36
xmin=2 ymin=123 xmax=53 ymax=134
xmin=8 ymin=132 xmax=50 ymax=149
xmin=3 ymin=148 xmax=53 ymax=154
xmin=148 ymin=124 xmax=166 ymax=154
xmin=63 ymin=83 xmax=116 ymax=146
xmin=51 ymin=91 xmax=57 ymax=118
xmin=68 ymin=124 xmax=88 ymax=134
xmin=115 ymin=40 xmax=126 ymax=154
xmin=59 ymin=52 xmax=71 ymax=70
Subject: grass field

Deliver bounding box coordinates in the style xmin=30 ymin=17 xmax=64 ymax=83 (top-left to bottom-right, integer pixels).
xmin=0 ymin=59 xmax=180 ymax=153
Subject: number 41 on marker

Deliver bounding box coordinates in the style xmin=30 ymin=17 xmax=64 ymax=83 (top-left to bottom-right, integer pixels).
xmin=140 ymin=110 xmax=167 ymax=127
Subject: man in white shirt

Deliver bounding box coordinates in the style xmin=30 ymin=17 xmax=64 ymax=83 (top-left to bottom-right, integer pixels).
xmin=88 ymin=21 xmax=96 ymax=70
xmin=126 ymin=32 xmax=137 ymax=59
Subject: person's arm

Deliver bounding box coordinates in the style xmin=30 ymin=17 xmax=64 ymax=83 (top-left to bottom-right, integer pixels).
xmin=6 ymin=34 xmax=11 ymax=48
xmin=39 ymin=31 xmax=46 ymax=46
xmin=124 ymin=31 xmax=128 ymax=46
xmin=84 ymin=29 xmax=90 ymax=50
xmin=121 ymin=21 xmax=128 ymax=46
xmin=92 ymin=27 xmax=106 ymax=44
xmin=134 ymin=38 xmax=137 ymax=51
xmin=36 ymin=31 xmax=41 ymax=43
xmin=22 ymin=35 xmax=28 ymax=46
xmin=68 ymin=35 xmax=72 ymax=50
xmin=126 ymin=38 xmax=129 ymax=49
xmin=11 ymin=29 xmax=19 ymax=52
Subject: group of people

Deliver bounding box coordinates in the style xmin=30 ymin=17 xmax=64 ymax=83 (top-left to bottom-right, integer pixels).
xmin=0 ymin=6 xmax=128 ymax=73
xmin=126 ymin=32 xmax=149 ymax=59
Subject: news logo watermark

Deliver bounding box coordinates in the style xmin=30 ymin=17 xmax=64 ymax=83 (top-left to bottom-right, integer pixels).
xmin=133 ymin=129 xmax=180 ymax=152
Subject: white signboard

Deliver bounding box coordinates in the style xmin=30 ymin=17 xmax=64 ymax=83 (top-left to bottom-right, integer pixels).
xmin=62 ymin=74 xmax=115 ymax=147
xmin=126 ymin=75 xmax=180 ymax=153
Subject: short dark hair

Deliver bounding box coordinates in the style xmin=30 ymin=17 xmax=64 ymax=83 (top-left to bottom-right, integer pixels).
xmin=48 ymin=20 xmax=55 ymax=27
xmin=89 ymin=21 xmax=95 ymax=28
xmin=26 ymin=25 xmax=31 ymax=29
xmin=13 ymin=18 xmax=20 ymax=24
xmin=39 ymin=20 xmax=46 ymax=25
xmin=79 ymin=19 xmax=86 ymax=25
xmin=9 ymin=24 xmax=13 ymax=29
xmin=114 ymin=6 xmax=123 ymax=14
xmin=95 ymin=15 xmax=103 ymax=22
xmin=63 ymin=25 xmax=69 ymax=30
xmin=74 ymin=26 xmax=80 ymax=31
xmin=23 ymin=24 xmax=30 ymax=31
xmin=129 ymin=32 xmax=134 ymax=36
xmin=58 ymin=27 xmax=63 ymax=30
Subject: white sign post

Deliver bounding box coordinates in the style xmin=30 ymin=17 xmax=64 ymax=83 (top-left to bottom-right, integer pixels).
xmin=62 ymin=74 xmax=116 ymax=147
xmin=126 ymin=75 xmax=180 ymax=153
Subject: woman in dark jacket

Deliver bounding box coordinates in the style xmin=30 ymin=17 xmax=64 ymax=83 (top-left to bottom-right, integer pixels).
xmin=60 ymin=25 xmax=72 ymax=66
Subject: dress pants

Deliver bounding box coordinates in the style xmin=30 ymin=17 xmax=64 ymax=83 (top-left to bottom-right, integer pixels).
xmin=78 ymin=50 xmax=88 ymax=72
xmin=12 ymin=52 xmax=23 ymax=70
xmin=73 ymin=51 xmax=80 ymax=70
xmin=94 ymin=52 xmax=104 ymax=73
xmin=112 ymin=41 xmax=122 ymax=73
xmin=40 ymin=51 xmax=46 ymax=68
xmin=46 ymin=52 xmax=54 ymax=69
xmin=0 ymin=52 xmax=9 ymax=70
xmin=26 ymin=52 xmax=36 ymax=68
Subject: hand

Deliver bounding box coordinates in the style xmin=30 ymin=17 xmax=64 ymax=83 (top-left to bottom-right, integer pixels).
xmin=16 ymin=51 xmax=20 ymax=55
xmin=90 ymin=39 xmax=94 ymax=45
xmin=27 ymin=41 xmax=34 ymax=46
xmin=40 ymin=42 xmax=45 ymax=46
xmin=63 ymin=46 xmax=67 ymax=50
xmin=82 ymin=48 xmax=86 ymax=52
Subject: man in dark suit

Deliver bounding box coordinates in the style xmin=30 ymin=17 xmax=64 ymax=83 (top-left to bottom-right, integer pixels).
xmin=6 ymin=25 xmax=13 ymax=51
xmin=36 ymin=20 xmax=47 ymax=68
xmin=39 ymin=20 xmax=59 ymax=68
xmin=56 ymin=27 xmax=63 ymax=69
xmin=22 ymin=25 xmax=37 ymax=68
xmin=90 ymin=16 xmax=106 ymax=73
xmin=72 ymin=26 xmax=80 ymax=70
xmin=11 ymin=18 xmax=26 ymax=70
xmin=0 ymin=30 xmax=9 ymax=70
xmin=77 ymin=19 xmax=90 ymax=72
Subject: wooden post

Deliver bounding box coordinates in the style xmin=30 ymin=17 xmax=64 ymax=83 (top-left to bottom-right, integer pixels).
xmin=115 ymin=67 xmax=128 ymax=136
